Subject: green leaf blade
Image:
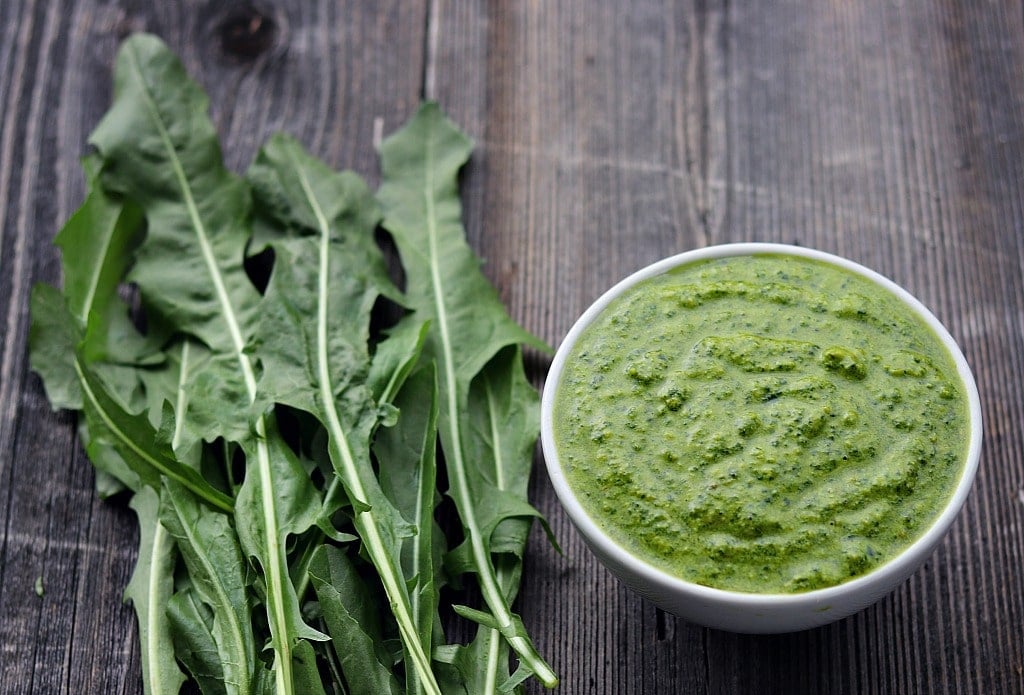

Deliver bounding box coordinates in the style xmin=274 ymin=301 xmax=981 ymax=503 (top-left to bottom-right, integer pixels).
xmin=29 ymin=285 xmax=83 ymax=411
xmin=56 ymin=156 xmax=149 ymax=363
xmin=308 ymin=546 xmax=403 ymax=695
xmin=248 ymin=135 xmax=442 ymax=695
xmin=89 ymin=34 xmax=258 ymax=360
xmin=160 ymin=481 xmax=256 ymax=694
xmin=167 ymin=587 xmax=227 ymax=694
xmin=234 ymin=420 xmax=327 ymax=646
xmin=125 ymin=488 xmax=187 ymax=695
xmin=379 ymin=103 xmax=557 ymax=689
xmin=376 ymin=362 xmax=444 ymax=694
xmin=76 ymin=355 xmax=233 ymax=512
xmin=87 ymin=34 xmax=310 ymax=692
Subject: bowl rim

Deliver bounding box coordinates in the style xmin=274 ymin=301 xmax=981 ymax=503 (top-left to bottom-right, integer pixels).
xmin=540 ymin=242 xmax=983 ymax=607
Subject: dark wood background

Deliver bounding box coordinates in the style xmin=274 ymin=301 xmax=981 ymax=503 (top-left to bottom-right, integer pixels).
xmin=2 ymin=1 xmax=1022 ymax=693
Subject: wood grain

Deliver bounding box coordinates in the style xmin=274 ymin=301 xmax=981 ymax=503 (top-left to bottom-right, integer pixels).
xmin=428 ymin=1 xmax=1024 ymax=693
xmin=1 ymin=0 xmax=1023 ymax=693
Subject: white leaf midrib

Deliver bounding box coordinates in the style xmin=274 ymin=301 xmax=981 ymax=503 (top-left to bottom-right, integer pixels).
xmin=419 ymin=129 xmax=527 ymax=692
xmin=144 ymin=522 xmax=173 ymax=694
xmin=413 ymin=121 xmax=557 ymax=688
xmin=169 ymin=496 xmax=251 ymax=692
xmin=125 ymin=41 xmax=291 ymax=694
xmin=290 ymin=151 xmax=441 ymax=695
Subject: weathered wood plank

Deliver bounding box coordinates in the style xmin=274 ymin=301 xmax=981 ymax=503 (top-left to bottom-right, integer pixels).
xmin=428 ymin=2 xmax=716 ymax=692
xmin=427 ymin=0 xmax=1024 ymax=693
xmin=2 ymin=0 xmax=1024 ymax=693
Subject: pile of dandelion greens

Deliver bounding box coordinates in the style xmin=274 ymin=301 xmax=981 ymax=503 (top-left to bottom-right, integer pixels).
xmin=30 ymin=33 xmax=557 ymax=694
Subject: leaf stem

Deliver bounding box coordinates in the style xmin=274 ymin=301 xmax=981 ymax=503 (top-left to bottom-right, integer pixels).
xmin=145 ymin=522 xmax=171 ymax=693
xmin=421 ymin=144 xmax=557 ymax=687
xmin=73 ymin=357 xmax=234 ymax=513
xmin=165 ymin=493 xmax=253 ymax=694
xmin=292 ymin=153 xmax=442 ymax=695
xmin=125 ymin=40 xmax=294 ymax=693
xmin=171 ymin=340 xmax=190 ymax=450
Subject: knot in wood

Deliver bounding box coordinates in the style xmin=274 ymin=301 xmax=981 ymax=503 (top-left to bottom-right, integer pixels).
xmin=217 ymin=4 xmax=277 ymax=61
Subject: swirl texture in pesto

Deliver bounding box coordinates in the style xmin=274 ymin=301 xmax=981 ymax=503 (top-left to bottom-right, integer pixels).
xmin=553 ymin=254 xmax=969 ymax=593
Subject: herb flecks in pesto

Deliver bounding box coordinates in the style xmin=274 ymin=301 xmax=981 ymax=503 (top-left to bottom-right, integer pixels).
xmin=554 ymin=254 xmax=969 ymax=593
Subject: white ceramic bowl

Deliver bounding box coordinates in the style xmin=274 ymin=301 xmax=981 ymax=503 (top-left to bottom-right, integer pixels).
xmin=540 ymin=242 xmax=982 ymax=633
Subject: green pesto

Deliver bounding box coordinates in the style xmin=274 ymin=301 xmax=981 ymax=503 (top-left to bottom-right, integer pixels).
xmin=553 ymin=254 xmax=969 ymax=593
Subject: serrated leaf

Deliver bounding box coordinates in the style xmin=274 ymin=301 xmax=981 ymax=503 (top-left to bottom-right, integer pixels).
xmin=124 ymin=487 xmax=187 ymax=695
xmin=32 ymin=255 xmax=154 ymax=503
xmin=466 ymin=348 xmax=540 ymax=548
xmin=29 ymin=285 xmax=84 ymax=410
xmin=247 ymin=134 xmax=440 ymax=694
xmin=248 ymin=133 xmax=394 ymax=423
xmin=376 ymin=362 xmax=444 ymax=694
xmin=41 ymin=33 xmax=560 ymax=695
xmin=87 ymin=34 xmax=311 ymax=692
xmin=89 ymin=37 xmax=259 ymax=362
xmin=30 ymin=153 xmax=160 ymax=420
xmin=87 ymin=30 xmax=257 ymax=446
xmin=378 ymin=102 xmax=557 ymax=689
xmin=167 ymin=587 xmax=226 ymax=694
xmin=308 ymin=545 xmax=402 ymax=695
xmin=234 ymin=419 xmax=327 ymax=640
xmin=448 ymin=346 xmax=559 ymax=577
xmin=77 ymin=351 xmax=233 ymax=512
xmin=160 ymin=480 xmax=256 ymax=694
xmin=30 ymin=150 xmax=146 ymax=411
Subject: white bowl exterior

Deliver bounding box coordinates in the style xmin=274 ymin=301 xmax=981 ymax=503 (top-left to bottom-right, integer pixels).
xmin=541 ymin=243 xmax=983 ymax=634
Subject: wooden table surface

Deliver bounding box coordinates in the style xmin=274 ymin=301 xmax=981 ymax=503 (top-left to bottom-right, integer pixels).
xmin=2 ymin=1 xmax=1023 ymax=693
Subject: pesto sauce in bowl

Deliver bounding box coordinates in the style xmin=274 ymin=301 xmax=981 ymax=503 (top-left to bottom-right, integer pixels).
xmin=552 ymin=254 xmax=970 ymax=594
